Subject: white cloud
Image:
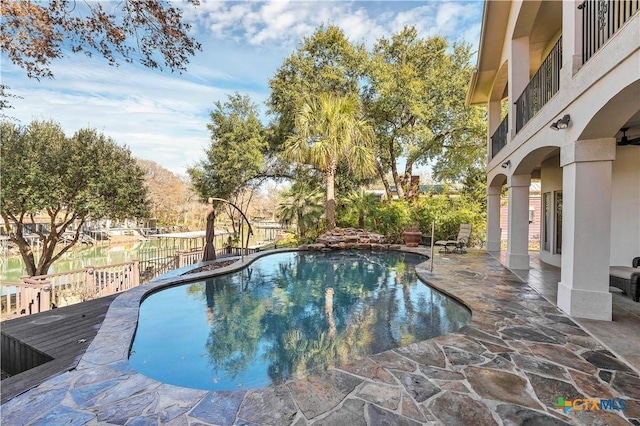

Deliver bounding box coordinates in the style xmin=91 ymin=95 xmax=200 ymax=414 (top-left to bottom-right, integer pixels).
xmin=188 ymin=1 xmax=482 ymax=50
xmin=2 ymin=0 xmax=483 ymax=176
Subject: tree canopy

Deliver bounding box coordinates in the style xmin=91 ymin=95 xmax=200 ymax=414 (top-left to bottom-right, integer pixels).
xmin=0 ymin=119 xmax=149 ymax=276
xmin=267 ymin=25 xmax=485 ymax=207
xmin=363 ymin=27 xmax=485 ymax=198
xmin=0 ymin=0 xmax=201 ymax=79
xmin=137 ymin=159 xmax=195 ymax=227
xmin=189 ymin=93 xmax=266 ymax=201
xmin=267 ymin=25 xmax=368 ymax=148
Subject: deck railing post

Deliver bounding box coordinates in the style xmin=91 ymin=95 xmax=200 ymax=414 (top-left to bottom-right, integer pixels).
xmin=18 ymin=277 xmax=33 ymax=314
xmin=132 ymin=261 xmax=140 ymax=288
xmin=84 ymin=267 xmax=96 ymax=295
xmin=37 ymin=281 xmax=51 ymax=313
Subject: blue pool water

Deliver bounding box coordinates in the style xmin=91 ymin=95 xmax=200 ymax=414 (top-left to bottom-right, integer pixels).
xmin=129 ymin=251 xmax=470 ymax=391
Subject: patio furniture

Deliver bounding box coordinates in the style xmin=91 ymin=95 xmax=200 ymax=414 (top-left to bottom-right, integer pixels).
xmin=609 ymin=257 xmax=640 ymax=302
xmin=435 ymin=224 xmax=472 ymax=254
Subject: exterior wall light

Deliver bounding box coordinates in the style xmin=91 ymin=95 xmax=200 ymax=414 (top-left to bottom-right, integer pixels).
xmin=550 ymin=114 xmax=571 ymax=130
xmin=501 ymin=160 xmax=511 ymax=168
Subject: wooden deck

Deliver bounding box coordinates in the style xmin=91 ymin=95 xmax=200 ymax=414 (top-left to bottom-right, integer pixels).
xmin=0 ymin=294 xmax=117 ymax=404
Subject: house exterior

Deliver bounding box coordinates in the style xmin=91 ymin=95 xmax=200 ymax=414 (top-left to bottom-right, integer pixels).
xmin=467 ymin=0 xmax=640 ymax=320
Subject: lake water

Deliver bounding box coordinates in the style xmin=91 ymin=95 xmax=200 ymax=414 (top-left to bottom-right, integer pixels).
xmin=1 ymin=240 xmax=159 ymax=283
xmin=1 ymin=228 xmax=279 ymax=283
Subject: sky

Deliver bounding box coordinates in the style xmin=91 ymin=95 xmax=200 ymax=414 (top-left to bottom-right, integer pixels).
xmin=1 ymin=1 xmax=484 ymax=177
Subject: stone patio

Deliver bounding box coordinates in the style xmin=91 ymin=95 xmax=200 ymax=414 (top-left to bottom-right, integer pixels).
xmin=1 ymin=249 xmax=639 ymax=425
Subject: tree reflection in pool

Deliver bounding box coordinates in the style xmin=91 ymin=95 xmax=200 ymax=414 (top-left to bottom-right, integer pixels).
xmin=129 ymin=251 xmax=470 ymax=391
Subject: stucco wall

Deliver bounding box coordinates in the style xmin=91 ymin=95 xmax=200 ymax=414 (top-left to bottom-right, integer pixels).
xmin=610 ymin=147 xmax=640 ymax=265
xmin=539 ymin=156 xmax=563 ymax=267
xmin=535 ymin=150 xmax=640 ymax=267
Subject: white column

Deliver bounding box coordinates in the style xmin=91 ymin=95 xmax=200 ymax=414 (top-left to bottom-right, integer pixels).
xmin=562 ymin=0 xmax=583 ymax=76
xmin=487 ymin=186 xmax=502 ymax=252
xmin=506 ymin=174 xmax=531 ymax=269
xmin=557 ymin=138 xmax=616 ymax=320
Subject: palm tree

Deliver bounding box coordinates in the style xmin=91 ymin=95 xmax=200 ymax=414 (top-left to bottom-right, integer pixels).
xmin=277 ymin=181 xmax=324 ymax=238
xmin=344 ymin=188 xmax=379 ymax=229
xmin=283 ymin=93 xmax=376 ymax=230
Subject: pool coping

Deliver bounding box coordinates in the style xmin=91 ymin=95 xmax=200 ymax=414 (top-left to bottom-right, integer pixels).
xmin=2 ymin=248 xmax=638 ymax=425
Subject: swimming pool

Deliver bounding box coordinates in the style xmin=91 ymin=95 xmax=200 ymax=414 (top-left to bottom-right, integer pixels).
xmin=129 ymin=251 xmax=470 ymax=391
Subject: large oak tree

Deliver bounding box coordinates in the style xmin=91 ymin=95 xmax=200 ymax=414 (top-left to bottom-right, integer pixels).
xmin=0 ymin=120 xmax=149 ymax=276
xmin=267 ymin=25 xmax=368 ymax=148
xmin=188 ymin=93 xmax=267 ymax=234
xmin=364 ymin=27 xmax=486 ymax=198
xmin=268 ymin=25 xmax=485 ymax=203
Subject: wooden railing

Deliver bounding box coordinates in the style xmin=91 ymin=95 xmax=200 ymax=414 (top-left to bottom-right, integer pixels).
xmin=1 ymin=281 xmax=48 ymax=317
xmin=580 ymin=0 xmax=640 ymax=64
xmin=491 ymin=114 xmax=509 ymax=158
xmin=1 ymin=245 xmax=276 ymax=319
xmin=1 ymin=261 xmax=139 ymax=318
xmin=515 ymin=37 xmax=562 ymax=133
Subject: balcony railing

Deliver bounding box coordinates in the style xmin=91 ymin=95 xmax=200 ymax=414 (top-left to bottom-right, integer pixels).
xmin=580 ymin=0 xmax=640 ymax=64
xmin=491 ymin=114 xmax=509 ymax=158
xmin=515 ymin=37 xmax=562 ymax=133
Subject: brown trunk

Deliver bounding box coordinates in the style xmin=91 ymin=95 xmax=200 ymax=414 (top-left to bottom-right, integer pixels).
xmin=18 ymin=243 xmax=37 ymax=277
xmin=403 ymin=158 xmax=415 ymax=197
xmin=389 ymin=143 xmax=405 ymax=199
xmin=37 ymin=217 xmax=77 ymax=275
xmin=375 ymin=160 xmax=393 ymax=200
xmin=326 ymin=167 xmax=336 ymax=230
xmin=2 ymin=214 xmax=38 ymax=277
xmin=36 ymin=232 xmax=59 ymax=276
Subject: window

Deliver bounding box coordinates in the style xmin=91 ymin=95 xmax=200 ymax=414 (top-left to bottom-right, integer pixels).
xmin=555 ymin=191 xmax=562 ymax=254
xmin=543 ymin=192 xmax=551 ymax=251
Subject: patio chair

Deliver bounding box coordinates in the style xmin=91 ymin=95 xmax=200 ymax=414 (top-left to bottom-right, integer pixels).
xmin=609 ymin=257 xmax=640 ymax=302
xmin=435 ymin=224 xmax=472 ymax=254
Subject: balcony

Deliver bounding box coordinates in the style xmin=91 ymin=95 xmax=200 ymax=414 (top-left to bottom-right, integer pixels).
xmin=491 ymin=114 xmax=508 ymax=159
xmin=515 ymin=37 xmax=562 ymax=134
xmin=580 ymin=0 xmax=640 ymax=64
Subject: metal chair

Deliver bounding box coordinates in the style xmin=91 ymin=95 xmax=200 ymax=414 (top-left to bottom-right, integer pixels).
xmin=434 ymin=224 xmax=472 ymax=254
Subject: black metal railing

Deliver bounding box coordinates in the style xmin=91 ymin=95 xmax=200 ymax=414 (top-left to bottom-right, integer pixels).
xmin=139 ymin=246 xmax=178 ymax=283
xmin=580 ymin=0 xmax=639 ymax=64
xmin=515 ymin=37 xmax=562 ymax=133
xmin=491 ymin=114 xmax=509 ymax=158
xmin=137 ymin=243 xmax=296 ymax=283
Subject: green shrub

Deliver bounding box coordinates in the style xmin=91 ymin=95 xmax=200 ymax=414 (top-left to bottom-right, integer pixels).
xmin=410 ymin=194 xmax=486 ymax=247
xmin=335 ymin=188 xmax=486 ymax=248
xmin=371 ymin=200 xmax=411 ymax=243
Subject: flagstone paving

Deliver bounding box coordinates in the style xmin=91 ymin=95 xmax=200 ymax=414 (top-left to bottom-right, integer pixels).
xmin=1 ymin=249 xmax=639 ymax=425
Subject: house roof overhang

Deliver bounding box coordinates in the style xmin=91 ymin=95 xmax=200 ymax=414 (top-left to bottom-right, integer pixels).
xmin=466 ymin=0 xmax=511 ymax=106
